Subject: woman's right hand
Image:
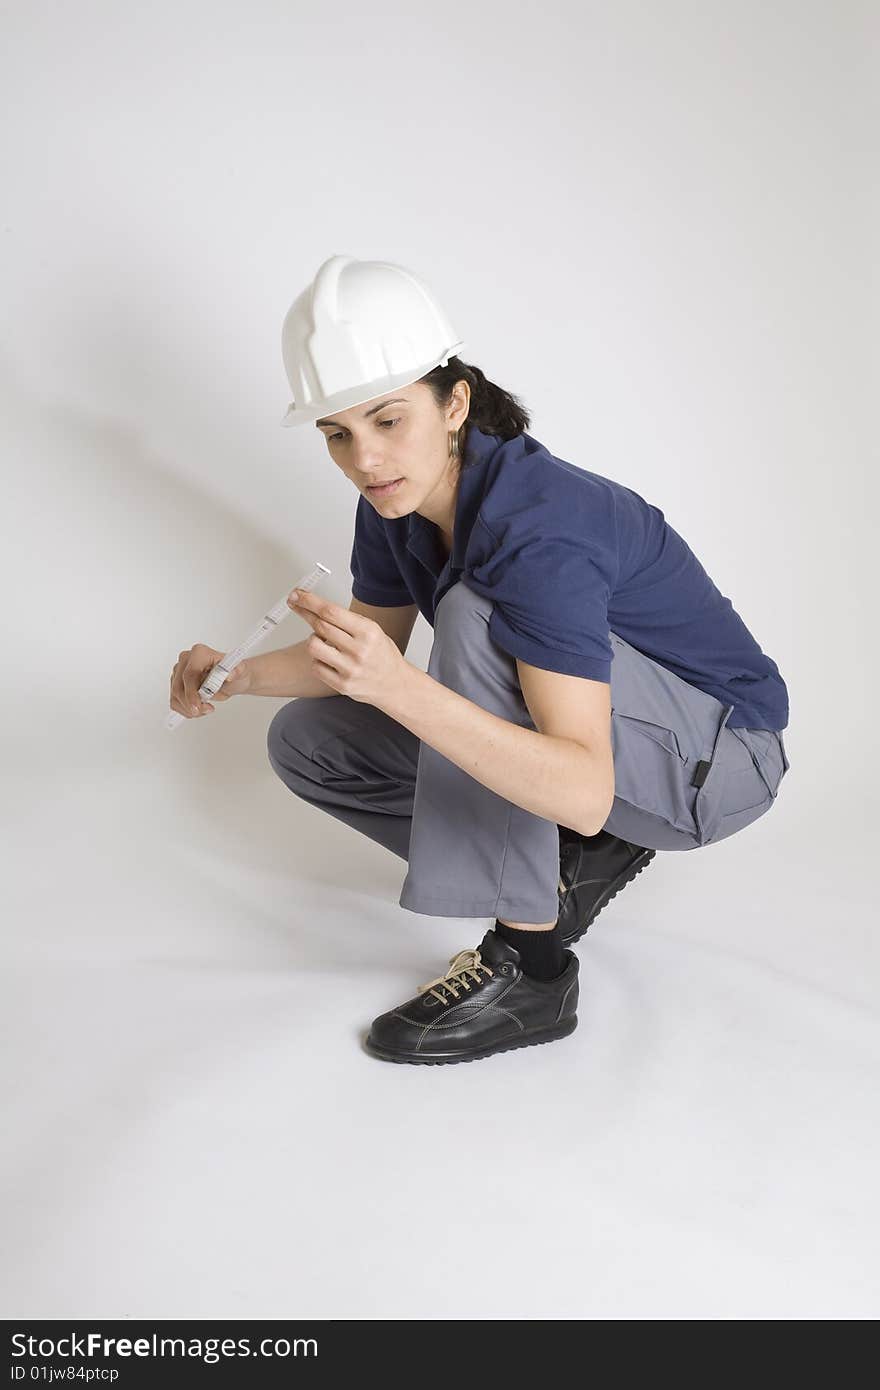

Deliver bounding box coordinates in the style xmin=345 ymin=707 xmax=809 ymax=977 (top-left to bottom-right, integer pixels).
xmin=169 ymin=644 xmax=253 ymax=718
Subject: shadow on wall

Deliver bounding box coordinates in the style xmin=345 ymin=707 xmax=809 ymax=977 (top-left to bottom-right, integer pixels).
xmin=0 ymin=350 xmax=358 ymax=875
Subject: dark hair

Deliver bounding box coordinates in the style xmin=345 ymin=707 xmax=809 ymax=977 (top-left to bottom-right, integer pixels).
xmin=417 ymin=356 xmax=530 ymax=466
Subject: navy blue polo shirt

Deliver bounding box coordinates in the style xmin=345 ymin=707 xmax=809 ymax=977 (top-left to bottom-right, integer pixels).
xmin=349 ymin=424 xmax=789 ymax=731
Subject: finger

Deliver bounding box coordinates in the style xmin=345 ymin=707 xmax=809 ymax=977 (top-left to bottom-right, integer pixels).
xmin=290 ymin=597 xmax=356 ymax=652
xmin=310 ymin=656 xmax=340 ymax=689
xmin=294 ymin=593 xmax=361 ymax=638
xmin=170 ymin=668 xmax=191 ymax=716
xmin=182 ymin=676 xmax=207 ymax=714
xmin=308 ymin=634 xmax=351 ymax=673
xmin=182 ymin=682 xmax=201 ymax=713
xmin=288 ymin=599 xmax=319 ymax=634
xmin=184 ymin=665 xmax=213 ymax=710
xmin=169 ymin=669 xmax=202 ymax=716
xmin=172 ymin=652 xmax=189 ymax=693
xmin=292 ymin=610 xmax=324 ymax=641
xmin=309 ymin=613 xmax=359 ymax=654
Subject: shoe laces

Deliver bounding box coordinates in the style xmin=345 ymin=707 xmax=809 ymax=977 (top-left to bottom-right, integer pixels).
xmin=417 ymin=948 xmax=495 ymax=1005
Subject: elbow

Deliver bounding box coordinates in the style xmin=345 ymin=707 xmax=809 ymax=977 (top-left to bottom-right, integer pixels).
xmin=572 ymin=780 xmax=615 ymax=839
xmin=560 ymin=741 xmax=614 ymax=838
xmin=576 ymin=807 xmax=612 ymax=838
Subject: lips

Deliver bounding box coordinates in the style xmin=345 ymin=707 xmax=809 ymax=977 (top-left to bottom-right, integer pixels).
xmin=367 ymin=477 xmax=405 ymax=495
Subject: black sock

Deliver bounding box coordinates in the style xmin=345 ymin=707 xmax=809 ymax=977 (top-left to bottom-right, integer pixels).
xmin=493 ymin=919 xmax=566 ymax=981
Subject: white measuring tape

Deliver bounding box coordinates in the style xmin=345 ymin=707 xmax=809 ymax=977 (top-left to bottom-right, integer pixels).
xmin=165 ymin=561 xmax=332 ymax=731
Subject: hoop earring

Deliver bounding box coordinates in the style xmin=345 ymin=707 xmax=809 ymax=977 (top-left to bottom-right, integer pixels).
xmin=448 ymin=429 xmax=461 ymax=462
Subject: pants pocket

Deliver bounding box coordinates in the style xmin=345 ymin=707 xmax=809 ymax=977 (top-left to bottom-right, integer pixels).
xmin=691 ymin=703 xmax=737 ymax=846
xmin=778 ymin=731 xmax=791 ymax=778
xmin=734 ymin=727 xmax=788 ymax=802
xmin=610 ymin=711 xmax=697 ymax=837
xmin=695 ymin=719 xmax=784 ymax=848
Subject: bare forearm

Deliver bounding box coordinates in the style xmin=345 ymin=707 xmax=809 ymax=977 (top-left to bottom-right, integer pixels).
xmin=247 ymin=639 xmax=338 ymax=698
xmin=379 ymin=665 xmax=611 ymax=837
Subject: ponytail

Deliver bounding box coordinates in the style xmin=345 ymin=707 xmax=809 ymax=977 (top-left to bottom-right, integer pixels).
xmin=418 ymin=356 xmax=530 ymax=466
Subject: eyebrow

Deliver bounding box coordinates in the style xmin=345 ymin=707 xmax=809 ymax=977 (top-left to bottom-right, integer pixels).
xmin=315 ymin=398 xmax=409 ymax=429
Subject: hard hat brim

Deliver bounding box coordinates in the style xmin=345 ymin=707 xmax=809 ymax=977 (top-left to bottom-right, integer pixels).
xmin=279 ymin=343 xmax=466 ymax=428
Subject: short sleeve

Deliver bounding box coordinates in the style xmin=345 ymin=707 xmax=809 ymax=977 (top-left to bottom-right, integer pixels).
xmin=468 ymin=504 xmax=616 ymax=683
xmin=349 ymin=494 xmax=414 ymax=606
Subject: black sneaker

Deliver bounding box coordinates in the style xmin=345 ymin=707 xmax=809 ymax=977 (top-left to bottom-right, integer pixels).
xmin=557 ymin=825 xmax=656 ymax=947
xmin=363 ymin=928 xmax=579 ymax=1066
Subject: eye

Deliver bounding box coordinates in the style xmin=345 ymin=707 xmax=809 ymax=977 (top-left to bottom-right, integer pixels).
xmin=327 ymin=418 xmax=400 ymax=444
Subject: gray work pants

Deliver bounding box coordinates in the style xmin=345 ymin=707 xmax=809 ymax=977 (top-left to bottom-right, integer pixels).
xmin=267 ymin=580 xmax=791 ymax=923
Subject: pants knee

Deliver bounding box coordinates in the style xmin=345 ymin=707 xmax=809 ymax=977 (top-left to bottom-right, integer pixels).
xmin=428 ymin=581 xmax=513 ymax=698
xmin=266 ymin=698 xmax=329 ymax=782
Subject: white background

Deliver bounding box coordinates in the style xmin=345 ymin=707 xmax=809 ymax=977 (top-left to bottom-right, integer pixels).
xmin=1 ymin=0 xmax=877 ymax=1319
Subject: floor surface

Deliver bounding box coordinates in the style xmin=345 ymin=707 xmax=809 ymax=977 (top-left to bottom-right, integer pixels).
xmin=3 ymin=728 xmax=877 ymax=1320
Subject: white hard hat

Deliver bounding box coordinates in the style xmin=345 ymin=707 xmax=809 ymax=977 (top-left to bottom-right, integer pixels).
xmin=279 ymin=254 xmax=465 ymax=428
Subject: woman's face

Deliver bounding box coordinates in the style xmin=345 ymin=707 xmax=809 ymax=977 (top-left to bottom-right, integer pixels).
xmin=314 ymin=380 xmax=470 ymax=516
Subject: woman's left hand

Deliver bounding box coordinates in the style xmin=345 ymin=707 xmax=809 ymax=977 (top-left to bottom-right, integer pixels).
xmin=288 ymin=588 xmax=409 ymax=707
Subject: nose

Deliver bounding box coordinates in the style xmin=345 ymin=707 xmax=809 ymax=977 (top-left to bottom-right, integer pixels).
xmin=349 ymin=439 xmax=387 ymax=477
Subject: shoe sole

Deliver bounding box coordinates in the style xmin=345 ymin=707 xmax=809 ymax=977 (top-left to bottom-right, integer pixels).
xmin=363 ymin=1014 xmax=578 ymax=1065
xmin=561 ymin=848 xmax=656 ymax=948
